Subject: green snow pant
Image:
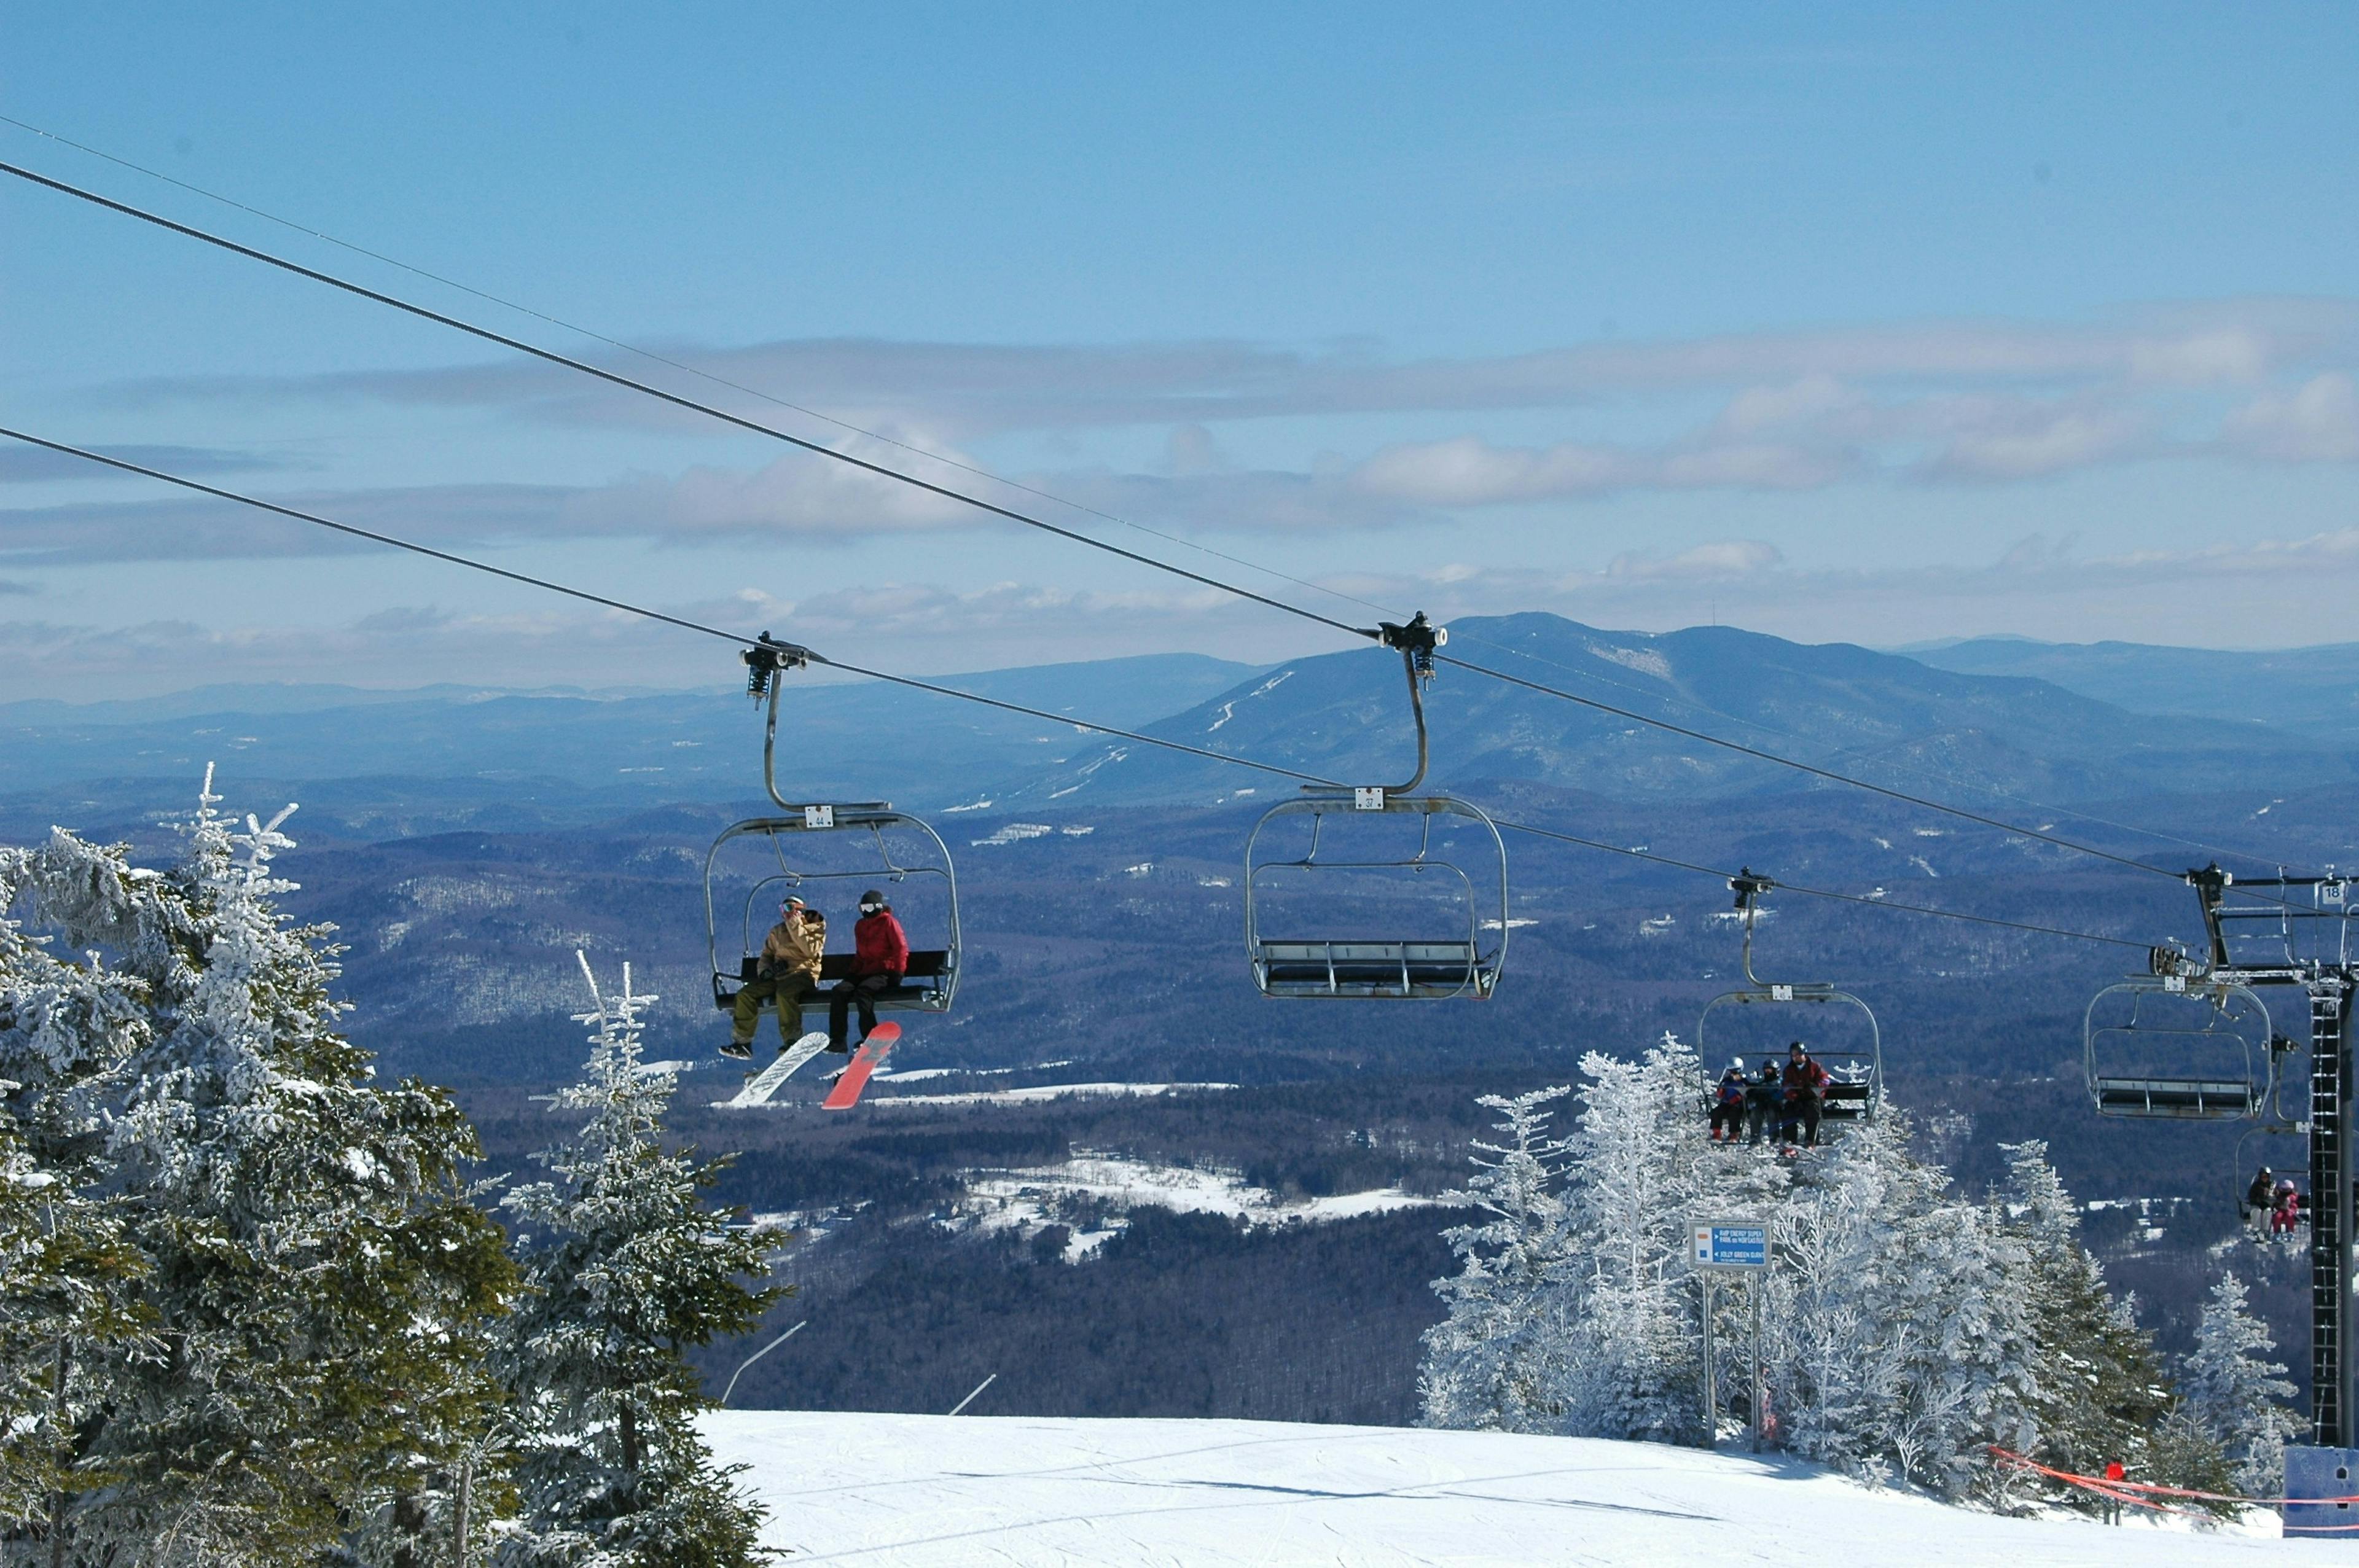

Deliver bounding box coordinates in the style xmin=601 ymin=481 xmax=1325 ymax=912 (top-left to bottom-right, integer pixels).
xmin=732 ymin=972 xmax=821 ymax=1045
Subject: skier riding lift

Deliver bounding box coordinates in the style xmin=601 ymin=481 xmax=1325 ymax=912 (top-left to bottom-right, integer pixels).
xmin=2244 ymin=1168 xmax=2275 ymax=1236
xmin=1745 ymin=1057 xmax=1783 ymax=1147
xmin=2273 ymin=1179 xmax=2306 ymax=1238
xmin=1780 ymin=1041 xmax=1832 ymax=1149
xmin=726 ymin=896 xmax=826 ymax=1060
xmin=1710 ymin=1058 xmax=1748 ymax=1143
xmin=828 ymin=889 xmax=909 ymax=1053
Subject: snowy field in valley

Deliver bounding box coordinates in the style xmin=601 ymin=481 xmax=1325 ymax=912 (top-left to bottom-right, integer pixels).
xmin=952 ymin=1152 xmax=1441 ymax=1258
xmin=703 ymin=1412 xmax=2294 ymax=1566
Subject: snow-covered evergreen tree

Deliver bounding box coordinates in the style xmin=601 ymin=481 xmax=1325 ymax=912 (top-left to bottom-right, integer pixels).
xmin=0 ymin=773 xmax=513 ymax=1566
xmin=1555 ymin=1034 xmax=1710 ymax=1445
xmin=1997 ymin=1141 xmax=2233 ymax=1515
xmin=1767 ymin=1115 xmax=2039 ymax=1499
xmin=1418 ymin=1086 xmax=1573 ymax=1432
xmin=495 ymin=955 xmax=777 ymax=1568
xmin=2181 ymin=1270 xmax=2301 ymax=1498
xmin=0 ymin=1094 xmax=149 ymax=1532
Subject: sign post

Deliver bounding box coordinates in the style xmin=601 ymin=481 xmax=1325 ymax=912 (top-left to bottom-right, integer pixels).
xmin=1691 ymin=1218 xmax=1770 ymax=1449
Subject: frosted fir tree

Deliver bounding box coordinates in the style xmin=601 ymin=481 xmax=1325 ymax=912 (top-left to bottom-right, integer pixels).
xmin=0 ymin=771 xmax=514 ymax=1566
xmin=1766 ymin=1116 xmax=2041 ymax=1499
xmin=1997 ymin=1141 xmax=2232 ymax=1515
xmin=1555 ymin=1034 xmax=1711 ymax=1445
xmin=0 ymin=1096 xmax=150 ymax=1532
xmin=1418 ymin=1086 xmax=1574 ymax=1432
xmin=2181 ymin=1270 xmax=2301 ymax=1499
xmin=495 ymin=954 xmax=778 ymax=1568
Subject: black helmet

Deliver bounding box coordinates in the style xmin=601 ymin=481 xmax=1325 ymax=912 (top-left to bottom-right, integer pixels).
xmin=860 ymin=888 xmax=887 ymax=908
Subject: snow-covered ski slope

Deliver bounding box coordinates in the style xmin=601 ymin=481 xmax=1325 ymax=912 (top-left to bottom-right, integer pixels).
xmin=703 ymin=1411 xmax=2291 ymax=1565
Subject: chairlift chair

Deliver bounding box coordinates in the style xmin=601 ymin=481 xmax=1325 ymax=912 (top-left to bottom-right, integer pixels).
xmin=1696 ymin=872 xmax=1883 ymax=1125
xmin=1243 ymin=614 xmax=1510 ymax=1000
xmin=704 ymin=637 xmax=961 ymax=1021
xmin=2083 ymin=951 xmax=2270 ymax=1120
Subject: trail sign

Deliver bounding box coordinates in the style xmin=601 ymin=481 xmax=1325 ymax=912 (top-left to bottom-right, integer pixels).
xmin=1692 ymin=1219 xmax=1768 ymax=1271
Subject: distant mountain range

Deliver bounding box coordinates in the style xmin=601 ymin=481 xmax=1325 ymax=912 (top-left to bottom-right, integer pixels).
xmin=6 ymin=618 xmax=2353 ymax=816
xmin=1009 ymin=614 xmax=2353 ymax=808
xmin=1909 ymin=637 xmax=2359 ymax=743
xmin=0 ymin=653 xmax=1264 ymax=811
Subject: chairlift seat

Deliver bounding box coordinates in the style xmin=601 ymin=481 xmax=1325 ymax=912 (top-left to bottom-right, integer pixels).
xmin=714 ymin=950 xmax=953 ymax=1012
xmin=1256 ymin=938 xmax=1493 ymax=999
xmin=2093 ymin=1075 xmax=2258 ymax=1120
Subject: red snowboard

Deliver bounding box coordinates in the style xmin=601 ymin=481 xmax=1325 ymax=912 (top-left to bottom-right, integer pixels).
xmin=821 ymin=1023 xmax=902 ymax=1111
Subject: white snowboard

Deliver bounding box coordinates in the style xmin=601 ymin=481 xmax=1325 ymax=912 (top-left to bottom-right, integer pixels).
xmin=722 ymin=1032 xmax=832 ymax=1107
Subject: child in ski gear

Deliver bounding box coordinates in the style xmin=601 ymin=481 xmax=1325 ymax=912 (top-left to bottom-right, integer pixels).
xmin=829 ymin=888 xmax=909 ymax=1051
xmin=2101 ymin=1461 xmax=2127 ymax=1525
xmin=1710 ymin=1059 xmax=1748 ymax=1142
xmin=2245 ymin=1168 xmax=2275 ymax=1235
xmin=728 ymin=896 xmax=826 ymax=1057
xmin=1744 ymin=1059 xmax=1783 ymax=1146
xmin=1780 ymin=1042 xmax=1831 ymax=1147
xmin=2274 ymin=1179 xmax=2306 ymax=1236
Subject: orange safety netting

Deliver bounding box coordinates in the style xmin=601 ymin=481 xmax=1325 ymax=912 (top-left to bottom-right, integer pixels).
xmin=1985 ymin=1445 xmax=2359 ymax=1526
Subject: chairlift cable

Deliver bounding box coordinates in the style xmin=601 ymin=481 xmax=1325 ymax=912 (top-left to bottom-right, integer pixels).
xmin=0 ymin=115 xmax=1406 ymax=632
xmin=0 ymin=427 xmax=1345 ymax=790
xmin=0 ymin=159 xmax=1374 ymax=646
xmin=0 ymin=158 xmax=2302 ymax=895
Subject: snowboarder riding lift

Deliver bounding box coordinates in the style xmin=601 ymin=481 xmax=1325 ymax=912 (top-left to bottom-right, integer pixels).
xmin=829 ymin=889 xmax=908 ymax=1052
xmin=727 ymin=896 xmax=825 ymax=1059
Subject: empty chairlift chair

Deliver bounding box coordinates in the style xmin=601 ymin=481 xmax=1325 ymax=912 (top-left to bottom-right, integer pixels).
xmin=1697 ymin=872 xmax=1882 ymax=1126
xmin=2084 ymin=954 xmax=2269 ymax=1121
xmin=703 ymin=637 xmax=961 ymax=1024
xmin=1243 ymin=614 xmax=1510 ymax=1000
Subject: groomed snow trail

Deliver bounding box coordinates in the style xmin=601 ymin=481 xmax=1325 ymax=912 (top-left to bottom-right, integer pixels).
xmin=703 ymin=1411 xmax=2291 ymax=1566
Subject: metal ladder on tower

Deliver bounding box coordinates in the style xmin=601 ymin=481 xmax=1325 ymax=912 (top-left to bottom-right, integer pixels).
xmin=2314 ymin=979 xmax=2353 ymax=1446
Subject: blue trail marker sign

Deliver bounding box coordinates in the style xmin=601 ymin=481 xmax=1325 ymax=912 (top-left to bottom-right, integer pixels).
xmin=1692 ymin=1219 xmax=1769 ymax=1271
xmin=1689 ymin=1217 xmax=1772 ymax=1451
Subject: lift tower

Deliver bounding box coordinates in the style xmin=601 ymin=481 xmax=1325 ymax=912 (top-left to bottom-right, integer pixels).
xmin=2176 ymin=867 xmax=2357 ymax=1446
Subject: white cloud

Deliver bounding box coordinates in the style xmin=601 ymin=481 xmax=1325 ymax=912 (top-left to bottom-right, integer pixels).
xmin=1603 ymin=540 xmax=1784 ymax=582
xmin=1918 ymin=408 xmax=2145 ymax=482
xmin=1347 ymin=434 xmax=1843 ymax=506
xmin=2222 ymin=373 xmax=2359 ymax=462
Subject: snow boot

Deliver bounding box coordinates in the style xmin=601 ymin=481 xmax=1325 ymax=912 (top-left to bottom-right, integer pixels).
xmin=721 ymin=1038 xmax=754 ymax=1060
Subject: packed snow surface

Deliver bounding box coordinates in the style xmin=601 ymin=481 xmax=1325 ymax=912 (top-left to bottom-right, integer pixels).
xmin=703 ymin=1411 xmax=2286 ymax=1566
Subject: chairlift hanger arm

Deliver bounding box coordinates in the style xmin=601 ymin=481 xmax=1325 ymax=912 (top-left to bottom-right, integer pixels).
xmin=1364 ymin=612 xmax=1446 ymax=797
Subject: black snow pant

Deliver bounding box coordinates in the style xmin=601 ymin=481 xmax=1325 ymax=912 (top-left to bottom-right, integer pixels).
xmin=828 ymin=972 xmax=898 ymax=1048
xmin=1745 ymin=1088 xmax=1781 ymax=1145
xmin=1709 ymin=1102 xmax=1744 ymax=1140
xmin=1782 ymin=1092 xmax=1823 ymax=1147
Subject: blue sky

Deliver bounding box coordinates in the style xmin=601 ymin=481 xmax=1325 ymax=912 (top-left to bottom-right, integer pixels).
xmin=3 ymin=3 xmax=2355 ymax=697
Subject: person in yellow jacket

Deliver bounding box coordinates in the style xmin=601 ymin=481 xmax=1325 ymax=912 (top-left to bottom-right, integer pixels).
xmin=726 ymin=895 xmax=826 ymax=1058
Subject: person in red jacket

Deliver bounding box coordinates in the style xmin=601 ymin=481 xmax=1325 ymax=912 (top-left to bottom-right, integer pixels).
xmin=1780 ymin=1041 xmax=1833 ymax=1148
xmin=828 ymin=887 xmax=908 ymax=1051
